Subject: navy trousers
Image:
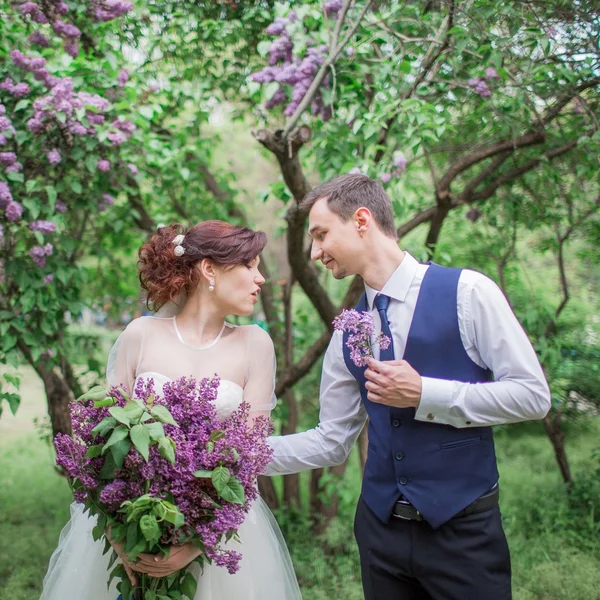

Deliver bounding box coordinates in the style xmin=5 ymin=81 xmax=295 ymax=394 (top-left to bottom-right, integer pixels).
xmin=354 ymin=496 xmax=512 ymax=600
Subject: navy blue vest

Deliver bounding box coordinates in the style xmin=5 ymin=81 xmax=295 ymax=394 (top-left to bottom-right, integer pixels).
xmin=343 ymin=264 xmax=498 ymax=529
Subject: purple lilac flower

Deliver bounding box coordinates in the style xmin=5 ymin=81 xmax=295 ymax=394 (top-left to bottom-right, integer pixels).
xmin=117 ymin=69 xmax=129 ymax=87
xmin=325 ymin=0 xmax=343 ymax=18
xmin=10 ymin=50 xmax=31 ymax=69
xmin=0 ymin=152 xmax=17 ymax=167
xmin=393 ymin=152 xmax=407 ymax=176
xmin=6 ymin=162 xmax=23 ymax=173
xmin=55 ymin=200 xmax=67 ymax=213
xmin=44 ymin=274 xmax=54 ymax=284
xmin=346 ymin=47 xmax=355 ymax=57
xmin=107 ymin=130 xmax=127 ymax=146
xmin=52 ymin=20 xmax=81 ymax=39
xmin=333 ymin=309 xmax=391 ymax=367
xmin=468 ymin=77 xmax=491 ymax=98
xmin=29 ymin=220 xmax=57 ymax=234
xmin=6 ymin=201 xmax=23 ymax=222
xmin=381 ymin=173 xmax=392 ymax=183
xmin=94 ymin=0 xmax=134 ymax=22
xmin=57 ymin=2 xmax=70 ymax=14
xmin=97 ymin=159 xmax=110 ymax=172
xmin=0 ymin=225 xmax=3 ymax=239
xmin=127 ymin=163 xmax=138 ymax=175
xmin=0 ymin=182 xmax=12 ymax=208
xmin=29 ymin=243 xmax=53 ymax=266
xmin=64 ymin=41 xmax=79 ymax=57
xmin=47 ymin=148 xmax=61 ymax=165
xmin=42 ymin=348 xmax=55 ymax=359
xmin=485 ymin=67 xmax=499 ymax=80
xmin=28 ymin=30 xmax=50 ymax=47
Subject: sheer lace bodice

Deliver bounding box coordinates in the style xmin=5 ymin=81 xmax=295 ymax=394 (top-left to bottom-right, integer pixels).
xmin=107 ymin=317 xmax=276 ymax=414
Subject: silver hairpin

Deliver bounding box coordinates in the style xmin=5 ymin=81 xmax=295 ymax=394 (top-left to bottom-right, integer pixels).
xmin=172 ymin=234 xmax=185 ymax=256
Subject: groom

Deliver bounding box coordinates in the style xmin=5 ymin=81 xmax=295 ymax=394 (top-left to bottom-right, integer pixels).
xmin=267 ymin=173 xmax=551 ymax=599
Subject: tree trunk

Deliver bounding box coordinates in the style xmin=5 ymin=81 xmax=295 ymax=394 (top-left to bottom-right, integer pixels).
xmin=18 ymin=339 xmax=72 ymax=438
xmin=542 ymin=412 xmax=572 ymax=485
xmin=281 ymin=390 xmax=301 ymax=509
xmin=258 ymin=476 xmax=279 ymax=509
xmin=309 ymin=459 xmax=349 ymax=534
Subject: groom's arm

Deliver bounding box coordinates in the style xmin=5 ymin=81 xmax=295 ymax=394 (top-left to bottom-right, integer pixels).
xmin=266 ymin=331 xmax=367 ymax=476
xmin=414 ymin=271 xmax=551 ymax=428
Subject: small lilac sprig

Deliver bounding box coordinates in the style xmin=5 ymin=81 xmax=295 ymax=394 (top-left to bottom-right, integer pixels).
xmin=333 ymin=309 xmax=391 ymax=367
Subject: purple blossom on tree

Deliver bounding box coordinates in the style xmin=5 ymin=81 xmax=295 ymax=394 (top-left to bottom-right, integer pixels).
xmin=28 ymin=30 xmax=50 ymax=46
xmin=117 ymin=69 xmax=129 ymax=87
xmin=44 ymin=274 xmax=54 ymax=284
xmin=127 ymin=163 xmax=138 ymax=175
xmin=6 ymin=201 xmax=24 ymax=222
xmin=47 ymin=148 xmax=61 ymax=165
xmin=381 ymin=173 xmax=392 ymax=183
xmin=0 ymin=181 xmax=12 ymax=208
xmin=29 ymin=242 xmax=53 ymax=266
xmin=30 ymin=220 xmax=57 ymax=234
xmin=97 ymin=158 xmax=110 ymax=172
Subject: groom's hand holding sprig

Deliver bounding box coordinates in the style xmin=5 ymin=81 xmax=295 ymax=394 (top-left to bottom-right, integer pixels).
xmin=365 ymin=358 xmax=422 ymax=408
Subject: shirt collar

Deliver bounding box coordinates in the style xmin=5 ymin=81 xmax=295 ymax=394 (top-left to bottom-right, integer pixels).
xmin=364 ymin=252 xmax=420 ymax=310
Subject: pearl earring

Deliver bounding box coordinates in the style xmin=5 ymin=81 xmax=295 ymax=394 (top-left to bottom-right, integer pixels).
xmin=208 ymin=279 xmax=215 ymax=292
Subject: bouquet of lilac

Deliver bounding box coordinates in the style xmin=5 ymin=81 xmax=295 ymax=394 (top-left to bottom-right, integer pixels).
xmin=54 ymin=375 xmax=273 ymax=600
xmin=333 ymin=309 xmax=391 ymax=367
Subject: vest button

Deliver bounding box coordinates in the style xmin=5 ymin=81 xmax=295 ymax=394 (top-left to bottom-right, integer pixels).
xmin=392 ymin=419 xmax=401 ymax=427
xmin=395 ymin=452 xmax=404 ymax=461
xmin=466 ymin=421 xmax=472 ymax=425
xmin=399 ymin=477 xmax=408 ymax=485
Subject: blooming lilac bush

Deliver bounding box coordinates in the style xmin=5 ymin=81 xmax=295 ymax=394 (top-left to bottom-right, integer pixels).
xmin=333 ymin=309 xmax=391 ymax=367
xmin=250 ymin=8 xmax=333 ymax=119
xmin=54 ymin=376 xmax=273 ymax=600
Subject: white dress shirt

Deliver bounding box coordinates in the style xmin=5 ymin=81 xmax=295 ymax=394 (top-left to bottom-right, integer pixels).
xmin=267 ymin=252 xmax=551 ymax=475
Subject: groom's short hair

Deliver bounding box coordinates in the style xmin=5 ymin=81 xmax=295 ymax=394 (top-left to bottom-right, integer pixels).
xmin=300 ymin=174 xmax=398 ymax=239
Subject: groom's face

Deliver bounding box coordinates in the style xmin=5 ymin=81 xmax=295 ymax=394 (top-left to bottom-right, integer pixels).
xmin=308 ymin=197 xmax=361 ymax=279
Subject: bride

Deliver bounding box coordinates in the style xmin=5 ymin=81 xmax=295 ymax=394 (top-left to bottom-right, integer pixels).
xmin=40 ymin=221 xmax=303 ymax=599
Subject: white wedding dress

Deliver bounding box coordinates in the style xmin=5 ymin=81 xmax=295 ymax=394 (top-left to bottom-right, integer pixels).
xmin=40 ymin=317 xmax=303 ymax=600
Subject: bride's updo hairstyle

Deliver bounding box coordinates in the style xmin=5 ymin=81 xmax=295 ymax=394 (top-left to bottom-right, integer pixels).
xmin=138 ymin=220 xmax=267 ymax=310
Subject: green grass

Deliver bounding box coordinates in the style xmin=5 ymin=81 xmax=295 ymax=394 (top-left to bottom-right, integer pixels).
xmin=1 ymin=419 xmax=599 ymax=599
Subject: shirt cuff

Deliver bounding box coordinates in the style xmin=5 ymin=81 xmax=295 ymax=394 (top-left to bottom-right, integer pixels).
xmin=415 ymin=377 xmax=455 ymax=424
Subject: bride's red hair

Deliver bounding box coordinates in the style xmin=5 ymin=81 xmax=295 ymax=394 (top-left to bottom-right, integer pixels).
xmin=138 ymin=221 xmax=267 ymax=311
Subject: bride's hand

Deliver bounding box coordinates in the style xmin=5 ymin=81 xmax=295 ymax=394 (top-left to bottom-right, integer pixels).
xmin=106 ymin=530 xmax=138 ymax=586
xmin=130 ymin=543 xmax=202 ymax=577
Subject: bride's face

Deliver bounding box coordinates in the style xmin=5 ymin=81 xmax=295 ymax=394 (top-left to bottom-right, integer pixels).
xmin=213 ymin=256 xmax=265 ymax=317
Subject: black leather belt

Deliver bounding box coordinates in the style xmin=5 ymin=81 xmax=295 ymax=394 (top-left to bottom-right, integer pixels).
xmin=392 ymin=486 xmax=499 ymax=522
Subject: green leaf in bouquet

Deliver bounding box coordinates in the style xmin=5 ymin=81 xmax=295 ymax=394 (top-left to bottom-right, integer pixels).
xmin=193 ymin=469 xmax=213 ymax=478
xmin=85 ymin=444 xmax=104 ymax=458
xmin=151 ymin=405 xmax=178 ymax=427
xmin=171 ymin=591 xmax=183 ymax=600
xmin=146 ymin=421 xmax=165 ymax=442
xmin=92 ymin=512 xmax=107 ymax=541
xmin=125 ymin=520 xmax=139 ymax=553
xmin=161 ymin=504 xmax=185 ymax=528
xmin=93 ymin=398 xmax=118 ymax=408
xmin=99 ymin=453 xmax=117 ymax=479
xmin=140 ymin=514 xmax=161 ymax=542
xmin=118 ymin=575 xmax=132 ymax=600
xmin=102 ymin=425 xmax=129 ymax=453
xmin=153 ymin=502 xmax=168 ymax=521
xmin=77 ymin=385 xmax=108 ymax=403
xmin=91 ymin=416 xmax=117 ymax=438
xmin=158 ymin=437 xmax=176 ymax=465
xmin=146 ymin=591 xmax=157 ymax=600
xmin=181 ymin=571 xmax=198 ymax=600
xmin=110 ymin=439 xmax=132 ymax=468
xmin=211 ymin=466 xmax=231 ymax=493
xmin=217 ymin=477 xmax=245 ymax=505
xmin=109 ymin=406 xmax=132 ymax=426
xmin=130 ymin=424 xmax=150 ymax=461
xmin=206 ymin=441 xmax=214 ymax=452
xmin=123 ymin=402 xmax=144 ymax=422
xmin=209 ymin=430 xmax=225 ymax=442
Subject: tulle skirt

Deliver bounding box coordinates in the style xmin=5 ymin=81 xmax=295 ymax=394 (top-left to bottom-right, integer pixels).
xmin=40 ymin=500 xmax=303 ymax=600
